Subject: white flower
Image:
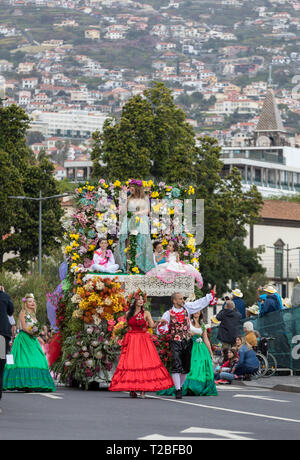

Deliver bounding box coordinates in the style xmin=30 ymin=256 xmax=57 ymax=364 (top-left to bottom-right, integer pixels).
xmin=83 ymin=352 xmax=90 ymax=358
xmin=95 ymin=351 xmax=103 ymax=359
xmin=86 ymin=359 xmax=94 ymax=368
xmin=86 ymin=327 xmax=94 ymax=334
xmin=82 ymin=346 xmax=87 ymax=351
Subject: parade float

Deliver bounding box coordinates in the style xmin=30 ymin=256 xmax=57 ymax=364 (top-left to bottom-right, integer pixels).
xmin=49 ymin=179 xmax=202 ymax=389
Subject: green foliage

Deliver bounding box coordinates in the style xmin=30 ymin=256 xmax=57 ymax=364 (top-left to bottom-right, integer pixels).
xmin=0 ymin=104 xmax=64 ymax=272
xmin=0 ymin=248 xmax=64 ymax=325
xmin=91 ymin=82 xmax=199 ymax=184
xmin=237 ymin=272 xmax=270 ymax=307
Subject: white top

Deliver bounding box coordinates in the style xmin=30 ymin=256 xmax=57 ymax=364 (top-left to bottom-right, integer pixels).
xmin=8 ymin=315 xmax=15 ymax=326
xmin=158 ymin=293 xmax=213 ymax=334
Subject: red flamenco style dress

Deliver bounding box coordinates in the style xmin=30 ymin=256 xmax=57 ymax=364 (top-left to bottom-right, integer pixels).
xmin=109 ymin=312 xmax=173 ymax=392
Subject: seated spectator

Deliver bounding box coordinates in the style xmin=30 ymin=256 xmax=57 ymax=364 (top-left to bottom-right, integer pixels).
xmin=215 ymin=348 xmax=239 ymax=384
xmin=233 ymin=336 xmax=259 ymax=381
xmin=216 ymin=300 xmax=242 ymax=348
xmin=243 ymin=322 xmax=258 ymax=348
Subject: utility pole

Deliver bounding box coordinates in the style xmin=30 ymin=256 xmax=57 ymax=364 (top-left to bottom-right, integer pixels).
xmin=8 ymin=191 xmax=71 ymax=275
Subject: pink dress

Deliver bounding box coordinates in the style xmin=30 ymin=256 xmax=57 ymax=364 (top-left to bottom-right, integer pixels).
xmin=146 ymin=252 xmax=203 ymax=288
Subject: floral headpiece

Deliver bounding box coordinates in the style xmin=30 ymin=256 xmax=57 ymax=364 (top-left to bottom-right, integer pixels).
xmin=127 ymin=289 xmax=147 ymax=305
xmin=22 ymin=293 xmax=35 ymax=302
xmin=129 ymin=179 xmax=143 ymax=187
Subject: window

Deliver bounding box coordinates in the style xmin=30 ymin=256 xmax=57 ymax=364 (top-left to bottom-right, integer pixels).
xmin=274 ymin=239 xmax=285 ymax=279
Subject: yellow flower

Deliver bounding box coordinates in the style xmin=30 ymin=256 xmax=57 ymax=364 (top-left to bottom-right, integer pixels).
xmin=89 ymin=244 xmax=96 ymax=252
xmin=108 ymin=239 xmax=114 ymax=246
xmin=103 ymin=184 xmax=109 ymax=189
xmin=151 ymin=191 xmax=159 ymax=198
xmin=132 ymin=267 xmax=140 ymax=274
xmin=104 ymin=313 xmax=114 ymax=321
xmin=72 ymin=253 xmax=80 ymax=261
xmin=162 ymin=239 xmax=168 ymax=246
xmin=153 ymin=203 xmax=162 ymax=213
xmin=124 ymin=248 xmax=129 ymax=253
xmin=114 ymin=180 xmax=121 ymax=187
xmin=135 ymin=216 xmax=140 ymax=223
xmin=97 ymin=213 xmax=103 ymax=220
xmin=87 ymin=185 xmax=94 ymax=191
xmin=148 ymin=180 xmax=154 ymax=187
xmin=78 ymin=188 xmax=82 ymax=194
xmin=168 ymin=208 xmax=175 ymax=215
xmin=152 ymin=233 xmax=158 ymax=239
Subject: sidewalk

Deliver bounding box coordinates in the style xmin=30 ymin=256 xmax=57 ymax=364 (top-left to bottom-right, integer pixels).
xmin=237 ymin=375 xmax=300 ymax=393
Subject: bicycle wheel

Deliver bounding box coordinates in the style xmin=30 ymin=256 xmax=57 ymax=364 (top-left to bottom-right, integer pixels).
xmin=263 ymin=353 xmax=277 ymax=378
xmin=253 ymin=352 xmax=268 ymax=379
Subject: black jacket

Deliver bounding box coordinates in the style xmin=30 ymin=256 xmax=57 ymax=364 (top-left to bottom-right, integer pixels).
xmin=216 ymin=308 xmax=242 ymax=345
xmin=0 ymin=292 xmax=14 ymax=339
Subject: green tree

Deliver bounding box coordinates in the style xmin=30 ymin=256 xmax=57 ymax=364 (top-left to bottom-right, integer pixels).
xmin=91 ymin=82 xmax=199 ymax=183
xmin=0 ymin=104 xmax=64 ymax=272
xmin=194 ymin=137 xmax=264 ymax=294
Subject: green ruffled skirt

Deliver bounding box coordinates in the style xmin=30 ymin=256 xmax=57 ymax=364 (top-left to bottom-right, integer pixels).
xmin=158 ymin=339 xmax=218 ymax=396
xmin=3 ymin=331 xmax=56 ymax=392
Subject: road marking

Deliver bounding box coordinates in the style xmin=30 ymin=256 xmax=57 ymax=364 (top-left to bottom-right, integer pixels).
xmin=233 ymin=395 xmax=289 ymax=403
xmin=146 ymin=395 xmax=300 ymax=424
xmin=139 ymin=427 xmax=254 ymax=441
xmin=28 ymin=393 xmax=63 ymax=400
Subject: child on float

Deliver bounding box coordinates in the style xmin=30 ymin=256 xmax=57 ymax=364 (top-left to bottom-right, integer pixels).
xmin=146 ymin=240 xmax=203 ymax=289
xmin=90 ymin=238 xmax=120 ymax=273
xmin=153 ymin=241 xmax=166 ymax=267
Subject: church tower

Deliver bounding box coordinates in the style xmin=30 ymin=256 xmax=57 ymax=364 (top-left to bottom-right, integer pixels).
xmin=253 ymin=66 xmax=289 ymax=147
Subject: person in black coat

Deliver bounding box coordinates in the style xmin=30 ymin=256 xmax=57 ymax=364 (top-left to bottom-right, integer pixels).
xmin=216 ymin=300 xmax=242 ymax=348
xmin=0 ymin=286 xmax=14 ymax=401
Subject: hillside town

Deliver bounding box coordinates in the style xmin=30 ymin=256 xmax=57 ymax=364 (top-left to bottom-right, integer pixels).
xmin=0 ymin=0 xmax=300 ymax=186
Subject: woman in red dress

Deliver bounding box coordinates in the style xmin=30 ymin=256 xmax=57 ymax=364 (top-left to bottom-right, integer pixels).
xmin=109 ymin=291 xmax=173 ymax=398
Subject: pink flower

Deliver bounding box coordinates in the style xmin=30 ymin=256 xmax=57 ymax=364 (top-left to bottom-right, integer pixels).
xmin=118 ymin=316 xmax=126 ymax=323
xmin=184 ymin=251 xmax=189 ymax=256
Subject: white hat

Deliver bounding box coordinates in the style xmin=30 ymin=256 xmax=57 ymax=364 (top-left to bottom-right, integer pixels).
xmin=263 ymin=285 xmax=277 ymax=294
xmin=243 ymin=321 xmax=254 ymax=332
xmin=232 ymin=289 xmax=243 ymax=298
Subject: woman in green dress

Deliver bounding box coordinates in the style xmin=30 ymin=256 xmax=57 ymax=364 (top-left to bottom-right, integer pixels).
xmin=158 ymin=311 xmax=218 ymax=397
xmin=3 ymin=293 xmax=56 ymax=392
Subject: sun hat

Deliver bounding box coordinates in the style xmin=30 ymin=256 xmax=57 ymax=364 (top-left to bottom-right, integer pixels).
xmin=263 ymin=285 xmax=277 ymax=294
xmin=232 ymin=289 xmax=243 ymax=298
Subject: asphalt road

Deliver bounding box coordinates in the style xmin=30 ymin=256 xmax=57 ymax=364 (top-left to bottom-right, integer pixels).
xmin=1 ymin=384 xmax=300 ymax=441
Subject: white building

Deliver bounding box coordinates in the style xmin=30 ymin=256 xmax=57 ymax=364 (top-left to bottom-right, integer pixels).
xmin=221 ymin=86 xmax=300 ymax=197
xmin=31 ymin=110 xmax=108 ymax=138
xmin=245 ymin=200 xmax=300 ymax=298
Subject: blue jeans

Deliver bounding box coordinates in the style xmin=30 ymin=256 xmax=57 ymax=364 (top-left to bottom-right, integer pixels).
xmin=235 ymin=365 xmax=258 ymax=376
xmin=218 ymin=371 xmax=235 ymax=381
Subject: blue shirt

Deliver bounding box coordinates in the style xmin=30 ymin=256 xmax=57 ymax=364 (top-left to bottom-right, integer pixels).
xmin=233 ymin=297 xmax=246 ymax=319
xmin=258 ymin=293 xmax=283 ymax=313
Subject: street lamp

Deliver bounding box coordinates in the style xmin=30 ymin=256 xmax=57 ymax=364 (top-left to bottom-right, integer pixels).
xmin=8 ymin=191 xmax=72 ymax=276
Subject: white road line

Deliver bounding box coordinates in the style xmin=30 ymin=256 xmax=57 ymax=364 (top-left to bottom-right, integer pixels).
xmin=233 ymin=395 xmax=289 ymax=403
xmin=139 ymin=427 xmax=254 ymax=441
xmin=28 ymin=393 xmax=63 ymax=400
xmin=146 ymin=395 xmax=300 ymax=424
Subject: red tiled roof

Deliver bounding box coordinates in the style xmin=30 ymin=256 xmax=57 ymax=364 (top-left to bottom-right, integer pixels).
xmin=261 ymin=200 xmax=300 ymax=222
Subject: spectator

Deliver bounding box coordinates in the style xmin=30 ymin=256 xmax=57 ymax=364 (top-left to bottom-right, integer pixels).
xmin=257 ymin=285 xmax=283 ymax=314
xmin=291 ymin=276 xmax=300 ymax=308
xmin=232 ymin=289 xmax=246 ymax=319
xmin=243 ymin=321 xmax=258 ymax=348
xmin=259 ymin=286 xmax=282 ymax=317
xmin=216 ymin=300 xmax=242 ymax=348
xmin=0 ymin=285 xmax=14 ymax=401
xmin=215 ymin=347 xmax=239 ymax=384
xmin=233 ymin=336 xmax=259 ymax=381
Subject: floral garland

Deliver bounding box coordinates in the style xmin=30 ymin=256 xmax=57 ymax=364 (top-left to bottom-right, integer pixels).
xmin=63 ymin=178 xmax=201 ymax=277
